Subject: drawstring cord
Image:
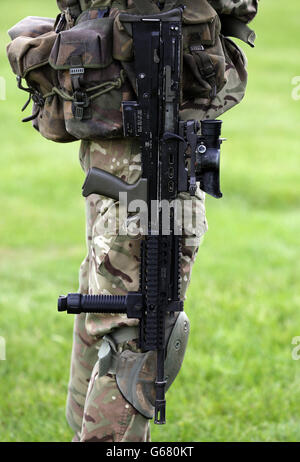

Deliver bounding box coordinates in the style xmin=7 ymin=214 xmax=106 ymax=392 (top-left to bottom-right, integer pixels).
xmin=45 ymin=70 xmax=126 ymax=102
xmin=18 ymin=70 xmax=126 ymax=122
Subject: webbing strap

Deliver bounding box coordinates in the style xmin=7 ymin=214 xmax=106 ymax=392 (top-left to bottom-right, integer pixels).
xmin=133 ymin=0 xmax=182 ymax=14
xmin=89 ymin=0 xmax=112 ymax=7
xmin=133 ymin=0 xmax=160 ymax=14
xmin=192 ymin=48 xmax=217 ymax=99
xmin=60 ymin=0 xmax=82 ymax=17
xmin=98 ymin=326 xmax=139 ymax=377
xmin=163 ymin=0 xmax=183 ymax=10
xmin=110 ymin=325 xmax=139 ymax=345
xmin=98 ymin=339 xmax=114 ymax=377
xmin=79 ymin=0 xmax=92 ymax=9
xmin=220 ymin=15 xmax=256 ymax=48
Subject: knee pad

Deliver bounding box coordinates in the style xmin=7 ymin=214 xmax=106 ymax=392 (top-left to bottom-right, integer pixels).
xmin=115 ymin=312 xmax=190 ymax=419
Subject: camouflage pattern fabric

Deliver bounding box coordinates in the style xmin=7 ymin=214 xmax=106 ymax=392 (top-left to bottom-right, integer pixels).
xmin=7 ymin=1 xmax=258 ymax=144
xmin=57 ymin=0 xmax=129 ymax=17
xmin=7 ymin=17 xmax=55 ymax=40
xmin=114 ymin=0 xmax=250 ymax=119
xmin=182 ymin=11 xmax=226 ymax=101
xmin=49 ymin=15 xmax=135 ymax=140
xmin=66 ymin=138 xmax=208 ymax=442
xmin=57 ymin=0 xmax=91 ymax=17
xmin=208 ymin=0 xmax=259 ymax=24
xmin=7 ymin=31 xmax=56 ymax=78
xmin=6 ymin=17 xmax=76 ymax=142
xmin=181 ymin=35 xmax=248 ymax=122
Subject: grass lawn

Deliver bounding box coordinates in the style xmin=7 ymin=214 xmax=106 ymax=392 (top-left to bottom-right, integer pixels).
xmin=0 ymin=0 xmax=300 ymax=442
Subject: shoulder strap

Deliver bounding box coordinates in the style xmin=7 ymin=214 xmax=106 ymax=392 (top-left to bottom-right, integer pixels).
xmin=57 ymin=0 xmax=82 ymax=16
xmin=133 ymin=0 xmax=160 ymax=14
xmin=79 ymin=0 xmax=93 ymax=9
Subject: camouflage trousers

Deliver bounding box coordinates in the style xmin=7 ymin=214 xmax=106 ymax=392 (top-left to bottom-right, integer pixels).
xmin=66 ymin=138 xmax=208 ymax=442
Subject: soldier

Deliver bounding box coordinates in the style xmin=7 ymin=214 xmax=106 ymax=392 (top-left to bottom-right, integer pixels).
xmin=6 ymin=0 xmax=258 ymax=443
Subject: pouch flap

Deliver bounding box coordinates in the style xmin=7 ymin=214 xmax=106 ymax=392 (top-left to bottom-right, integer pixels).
xmin=49 ymin=18 xmax=114 ymax=70
xmin=183 ymin=0 xmax=218 ymax=24
xmin=8 ymin=16 xmax=55 ymax=41
xmin=113 ymin=14 xmax=133 ymax=62
xmin=7 ymin=31 xmax=57 ymax=77
xmin=182 ymin=21 xmax=218 ymax=49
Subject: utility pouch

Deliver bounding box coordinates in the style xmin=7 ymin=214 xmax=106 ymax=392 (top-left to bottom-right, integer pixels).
xmin=180 ymin=32 xmax=248 ymax=122
xmin=7 ymin=17 xmax=76 ymax=142
xmin=182 ymin=0 xmax=226 ymax=100
xmin=113 ymin=1 xmax=229 ymax=99
xmin=7 ymin=1 xmax=255 ymax=144
xmin=180 ymin=0 xmax=249 ymax=121
xmin=49 ymin=13 xmax=134 ymax=141
xmin=8 ymin=16 xmax=56 ymax=40
xmin=112 ymin=1 xmax=226 ymax=99
xmin=114 ymin=0 xmax=249 ymax=122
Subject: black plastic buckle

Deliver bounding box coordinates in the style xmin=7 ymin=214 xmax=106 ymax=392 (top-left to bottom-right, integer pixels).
xmin=72 ymin=91 xmax=90 ymax=120
xmin=32 ymin=92 xmax=45 ymax=108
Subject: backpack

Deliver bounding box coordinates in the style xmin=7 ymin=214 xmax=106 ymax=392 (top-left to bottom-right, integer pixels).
xmin=7 ymin=0 xmax=258 ymax=143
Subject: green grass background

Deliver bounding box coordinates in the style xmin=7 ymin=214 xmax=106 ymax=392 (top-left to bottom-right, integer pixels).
xmin=0 ymin=0 xmax=300 ymax=442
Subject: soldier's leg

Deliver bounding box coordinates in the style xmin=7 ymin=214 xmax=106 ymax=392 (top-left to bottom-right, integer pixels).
xmin=78 ymin=186 xmax=150 ymax=442
xmin=66 ymin=313 xmax=99 ymax=441
xmin=66 ymin=194 xmax=101 ymax=440
xmin=66 ymin=139 xmax=208 ymax=442
xmin=80 ymin=340 xmax=151 ymax=442
xmin=66 ymin=139 xmax=150 ymax=442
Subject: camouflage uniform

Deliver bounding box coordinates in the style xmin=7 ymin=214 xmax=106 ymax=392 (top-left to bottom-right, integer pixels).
xmin=207 ymin=0 xmax=258 ymax=23
xmin=66 ymin=138 xmax=208 ymax=442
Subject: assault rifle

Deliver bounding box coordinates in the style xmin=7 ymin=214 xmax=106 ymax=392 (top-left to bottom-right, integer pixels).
xmin=58 ymin=7 xmax=223 ymax=424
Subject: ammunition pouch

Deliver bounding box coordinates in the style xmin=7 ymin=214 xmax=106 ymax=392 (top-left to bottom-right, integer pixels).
xmin=115 ymin=1 xmax=250 ymax=121
xmin=7 ymin=0 xmax=256 ymax=143
xmin=7 ymin=18 xmax=75 ymax=142
xmin=49 ymin=14 xmax=134 ymax=140
xmin=7 ymin=12 xmax=134 ymax=142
